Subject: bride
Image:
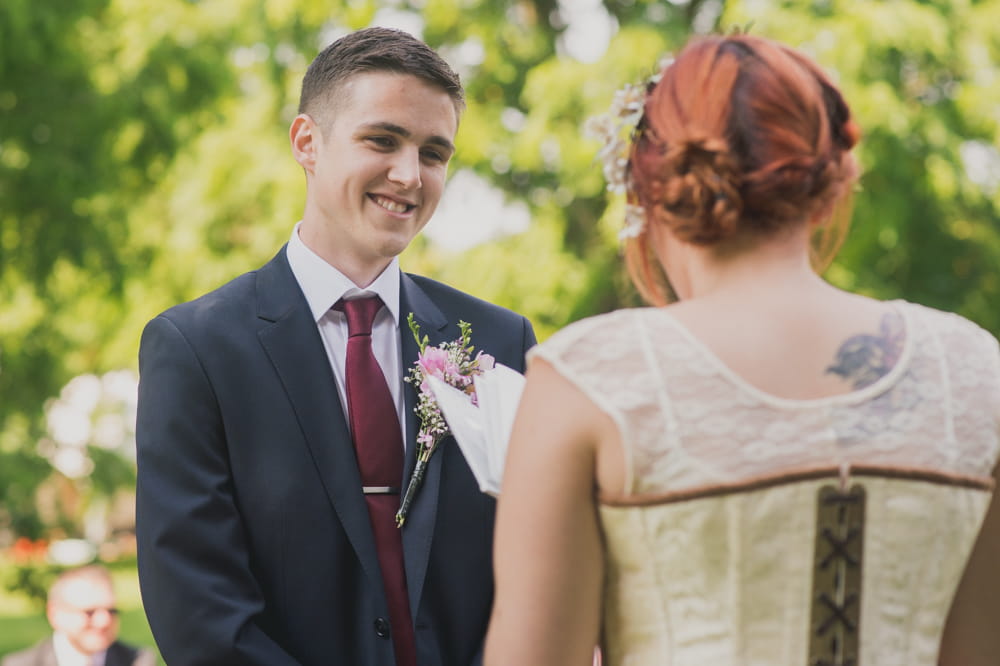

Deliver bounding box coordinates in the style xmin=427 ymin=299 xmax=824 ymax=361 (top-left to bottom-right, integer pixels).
xmin=484 ymin=33 xmax=1000 ymax=665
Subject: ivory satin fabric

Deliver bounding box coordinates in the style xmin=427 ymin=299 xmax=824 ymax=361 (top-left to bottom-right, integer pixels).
xmin=530 ymin=301 xmax=1000 ymax=665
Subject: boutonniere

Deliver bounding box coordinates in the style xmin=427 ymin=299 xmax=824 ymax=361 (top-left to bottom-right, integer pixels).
xmin=395 ymin=313 xmax=495 ymax=528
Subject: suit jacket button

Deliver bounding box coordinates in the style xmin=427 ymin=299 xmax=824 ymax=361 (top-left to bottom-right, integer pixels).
xmin=374 ymin=617 xmax=391 ymax=639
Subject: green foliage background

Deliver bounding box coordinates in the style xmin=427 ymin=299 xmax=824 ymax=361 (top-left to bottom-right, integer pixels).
xmin=1 ymin=0 xmax=998 ymax=540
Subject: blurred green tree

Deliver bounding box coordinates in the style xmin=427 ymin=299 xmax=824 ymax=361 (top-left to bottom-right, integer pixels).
xmin=1 ymin=0 xmax=997 ymax=539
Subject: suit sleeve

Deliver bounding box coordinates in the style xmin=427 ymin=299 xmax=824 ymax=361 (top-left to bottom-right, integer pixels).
xmin=520 ymin=315 xmax=538 ymax=361
xmin=135 ymin=315 xmax=300 ymax=665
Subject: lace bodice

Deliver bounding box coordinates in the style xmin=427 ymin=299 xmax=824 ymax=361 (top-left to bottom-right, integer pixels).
xmin=530 ymin=300 xmax=1000 ymax=665
xmin=530 ymin=300 xmax=1000 ymax=498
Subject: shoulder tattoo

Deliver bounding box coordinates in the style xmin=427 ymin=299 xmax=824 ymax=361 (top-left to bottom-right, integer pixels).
xmin=826 ymin=311 xmax=904 ymax=389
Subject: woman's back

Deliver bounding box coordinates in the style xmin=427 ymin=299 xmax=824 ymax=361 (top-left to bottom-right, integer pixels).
xmin=484 ymin=33 xmax=1000 ymax=666
xmin=530 ymin=300 xmax=1000 ymax=664
xmin=663 ymin=286 xmax=903 ymax=401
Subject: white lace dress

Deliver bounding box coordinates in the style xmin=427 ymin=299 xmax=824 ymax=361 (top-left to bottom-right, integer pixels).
xmin=530 ymin=300 xmax=1000 ymax=666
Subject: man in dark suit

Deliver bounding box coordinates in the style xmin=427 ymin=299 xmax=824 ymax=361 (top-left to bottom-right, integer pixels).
xmin=1 ymin=565 xmax=157 ymax=666
xmin=134 ymin=27 xmax=536 ymax=666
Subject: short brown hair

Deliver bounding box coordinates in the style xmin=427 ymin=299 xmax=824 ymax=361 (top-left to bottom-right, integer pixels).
xmin=298 ymin=27 xmax=465 ymax=127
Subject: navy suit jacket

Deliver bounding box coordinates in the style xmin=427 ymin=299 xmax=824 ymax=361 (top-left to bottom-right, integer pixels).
xmin=135 ymin=247 xmax=536 ymax=665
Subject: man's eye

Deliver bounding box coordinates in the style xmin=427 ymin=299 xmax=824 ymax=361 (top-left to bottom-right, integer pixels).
xmin=421 ymin=149 xmax=445 ymax=162
xmin=367 ymin=136 xmax=395 ymax=148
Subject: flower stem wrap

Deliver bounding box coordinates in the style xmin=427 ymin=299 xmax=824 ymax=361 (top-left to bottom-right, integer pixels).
xmin=395 ymin=459 xmax=427 ymax=527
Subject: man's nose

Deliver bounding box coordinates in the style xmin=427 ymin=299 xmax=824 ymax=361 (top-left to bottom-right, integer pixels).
xmin=387 ymin=147 xmax=421 ymax=189
xmin=87 ymin=608 xmax=117 ymax=626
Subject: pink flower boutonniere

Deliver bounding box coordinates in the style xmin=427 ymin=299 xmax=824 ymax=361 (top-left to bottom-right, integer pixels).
xmin=395 ymin=313 xmax=494 ymax=528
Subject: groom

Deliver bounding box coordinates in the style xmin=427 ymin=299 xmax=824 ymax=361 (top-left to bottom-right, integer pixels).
xmin=135 ymin=27 xmax=535 ymax=665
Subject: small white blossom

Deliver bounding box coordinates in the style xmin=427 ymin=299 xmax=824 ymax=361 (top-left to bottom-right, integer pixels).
xmin=619 ymin=204 xmax=648 ymax=240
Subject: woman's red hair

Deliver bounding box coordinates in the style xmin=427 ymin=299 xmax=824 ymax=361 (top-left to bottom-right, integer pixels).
xmin=625 ymin=35 xmax=861 ymax=305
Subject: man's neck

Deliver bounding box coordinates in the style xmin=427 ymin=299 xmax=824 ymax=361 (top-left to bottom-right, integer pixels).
xmin=52 ymin=631 xmax=106 ymax=666
xmin=296 ymin=220 xmax=393 ymax=288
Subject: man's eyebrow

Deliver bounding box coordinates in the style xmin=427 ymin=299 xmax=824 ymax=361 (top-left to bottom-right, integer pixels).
xmin=360 ymin=121 xmax=455 ymax=154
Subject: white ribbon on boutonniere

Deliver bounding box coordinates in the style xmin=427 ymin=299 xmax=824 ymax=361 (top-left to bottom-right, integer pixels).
xmin=395 ymin=313 xmax=495 ymax=528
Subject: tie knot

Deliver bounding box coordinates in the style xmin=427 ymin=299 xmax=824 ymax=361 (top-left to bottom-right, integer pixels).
xmin=335 ymin=296 xmax=384 ymax=337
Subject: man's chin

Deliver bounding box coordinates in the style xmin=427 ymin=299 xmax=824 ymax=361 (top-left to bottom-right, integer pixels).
xmin=376 ymin=233 xmax=422 ymax=259
xmin=77 ymin=637 xmax=115 ymax=653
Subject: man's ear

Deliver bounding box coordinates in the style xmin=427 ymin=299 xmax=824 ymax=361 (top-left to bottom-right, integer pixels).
xmin=45 ymin=601 xmax=60 ymax=630
xmin=290 ymin=114 xmax=321 ymax=173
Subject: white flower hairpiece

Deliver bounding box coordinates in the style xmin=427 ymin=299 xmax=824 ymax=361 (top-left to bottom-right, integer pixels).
xmin=583 ymin=81 xmax=646 ymax=196
xmin=585 ymin=59 xmax=672 ymax=241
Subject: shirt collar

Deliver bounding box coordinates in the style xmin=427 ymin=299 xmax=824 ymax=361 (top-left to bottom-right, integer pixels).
xmin=287 ymin=221 xmax=401 ymax=325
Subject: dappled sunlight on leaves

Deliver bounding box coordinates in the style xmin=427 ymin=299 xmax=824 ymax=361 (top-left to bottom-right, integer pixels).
xmin=1 ymin=0 xmax=998 ymax=545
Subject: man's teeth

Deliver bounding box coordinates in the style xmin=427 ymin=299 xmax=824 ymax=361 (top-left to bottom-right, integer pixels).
xmin=373 ymin=195 xmax=410 ymax=213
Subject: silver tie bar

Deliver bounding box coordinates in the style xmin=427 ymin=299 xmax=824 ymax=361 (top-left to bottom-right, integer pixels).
xmin=362 ymin=486 xmax=400 ymax=495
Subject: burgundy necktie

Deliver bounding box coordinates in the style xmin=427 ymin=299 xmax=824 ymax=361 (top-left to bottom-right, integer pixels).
xmin=336 ymin=296 xmax=416 ymax=666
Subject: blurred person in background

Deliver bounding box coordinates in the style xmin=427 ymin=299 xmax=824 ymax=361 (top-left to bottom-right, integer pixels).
xmin=1 ymin=564 xmax=156 ymax=666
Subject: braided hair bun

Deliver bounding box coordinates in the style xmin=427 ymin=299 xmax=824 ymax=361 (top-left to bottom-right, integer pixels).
xmin=626 ymin=35 xmax=859 ymax=302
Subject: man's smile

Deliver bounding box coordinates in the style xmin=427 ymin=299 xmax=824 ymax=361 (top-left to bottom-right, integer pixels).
xmin=369 ymin=193 xmax=416 ymax=215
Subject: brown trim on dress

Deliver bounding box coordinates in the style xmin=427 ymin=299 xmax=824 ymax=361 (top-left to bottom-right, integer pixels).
xmin=599 ymin=463 xmax=994 ymax=507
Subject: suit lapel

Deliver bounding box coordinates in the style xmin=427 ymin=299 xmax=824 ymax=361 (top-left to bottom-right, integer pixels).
xmin=398 ymin=272 xmax=449 ymax=615
xmin=104 ymin=642 xmax=135 ymax=666
xmin=254 ymin=248 xmax=383 ymax=595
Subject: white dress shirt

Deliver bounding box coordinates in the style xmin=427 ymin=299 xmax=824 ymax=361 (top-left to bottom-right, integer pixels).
xmin=286 ymin=222 xmax=408 ymax=451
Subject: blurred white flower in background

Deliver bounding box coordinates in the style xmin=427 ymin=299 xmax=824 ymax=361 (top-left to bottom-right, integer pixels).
xmin=39 ymin=369 xmax=138 ymax=479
